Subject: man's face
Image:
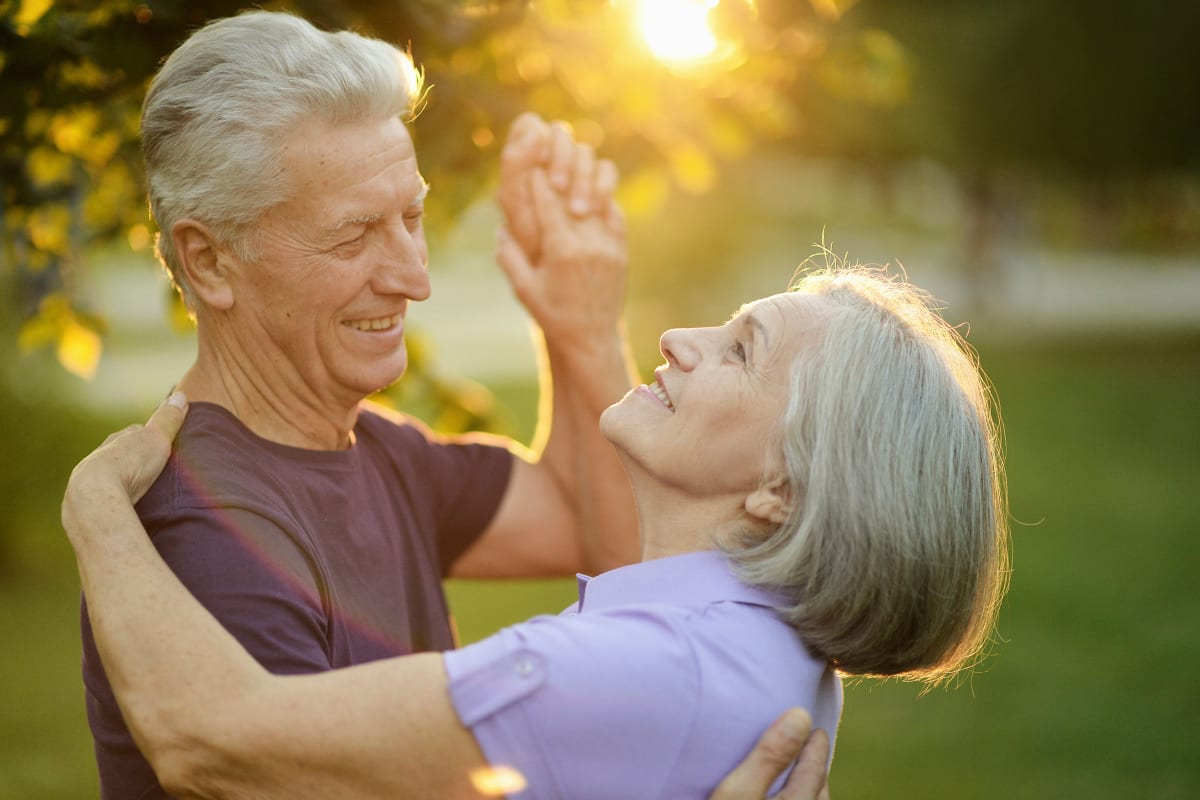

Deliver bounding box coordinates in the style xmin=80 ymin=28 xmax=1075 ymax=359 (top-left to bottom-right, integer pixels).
xmin=224 ymin=115 xmax=431 ymax=408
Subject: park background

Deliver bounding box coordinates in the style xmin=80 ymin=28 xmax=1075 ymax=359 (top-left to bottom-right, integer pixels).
xmin=2 ymin=0 xmax=1198 ymax=797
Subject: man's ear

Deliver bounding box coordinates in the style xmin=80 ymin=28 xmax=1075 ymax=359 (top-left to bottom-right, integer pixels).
xmin=744 ymin=472 xmax=794 ymax=527
xmin=173 ymin=219 xmax=234 ymax=310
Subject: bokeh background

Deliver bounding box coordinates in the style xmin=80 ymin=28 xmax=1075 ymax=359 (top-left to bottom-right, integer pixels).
xmin=3 ymin=1 xmax=1198 ymax=797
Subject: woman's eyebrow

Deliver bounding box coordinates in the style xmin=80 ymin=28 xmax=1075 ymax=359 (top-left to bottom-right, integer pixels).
xmin=743 ymin=311 xmax=770 ymax=353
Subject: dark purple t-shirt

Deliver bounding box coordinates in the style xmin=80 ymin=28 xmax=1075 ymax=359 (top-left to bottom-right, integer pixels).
xmin=80 ymin=401 xmax=512 ymax=799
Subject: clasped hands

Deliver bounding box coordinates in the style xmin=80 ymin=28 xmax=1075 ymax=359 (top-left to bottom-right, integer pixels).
xmin=493 ymin=113 xmax=628 ymax=353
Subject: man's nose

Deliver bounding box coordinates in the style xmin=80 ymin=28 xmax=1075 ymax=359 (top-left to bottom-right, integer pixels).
xmin=376 ymin=222 xmax=431 ymax=301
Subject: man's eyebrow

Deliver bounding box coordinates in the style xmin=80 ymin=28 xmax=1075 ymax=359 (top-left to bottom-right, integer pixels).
xmin=321 ymin=182 xmax=429 ymax=240
xmin=320 ymin=212 xmax=384 ymax=242
xmin=413 ymin=179 xmax=430 ymax=205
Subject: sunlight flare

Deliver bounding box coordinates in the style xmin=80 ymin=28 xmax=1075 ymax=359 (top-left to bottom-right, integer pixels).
xmin=637 ymin=0 xmax=720 ymax=63
xmin=468 ymin=765 xmax=528 ymax=795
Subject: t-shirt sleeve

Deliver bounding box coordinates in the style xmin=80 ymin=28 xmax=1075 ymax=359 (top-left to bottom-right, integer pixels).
xmin=442 ymin=610 xmax=701 ymax=800
xmin=155 ymin=506 xmax=330 ymax=671
xmin=83 ymin=505 xmax=330 ymax=695
xmin=372 ymin=412 xmax=514 ymax=573
xmin=80 ymin=504 xmax=331 ymax=799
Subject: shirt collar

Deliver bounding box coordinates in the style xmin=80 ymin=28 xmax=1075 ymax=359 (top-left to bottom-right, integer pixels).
xmin=575 ymin=550 xmax=785 ymax=613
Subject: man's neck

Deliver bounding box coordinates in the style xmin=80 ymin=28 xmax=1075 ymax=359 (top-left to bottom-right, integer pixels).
xmin=178 ymin=339 xmax=360 ymax=452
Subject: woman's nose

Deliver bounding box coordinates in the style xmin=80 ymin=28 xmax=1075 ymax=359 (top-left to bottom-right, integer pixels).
xmin=659 ymin=327 xmax=703 ymax=370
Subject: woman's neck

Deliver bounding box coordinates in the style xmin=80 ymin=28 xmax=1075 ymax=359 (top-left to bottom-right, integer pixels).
xmin=633 ymin=485 xmax=748 ymax=562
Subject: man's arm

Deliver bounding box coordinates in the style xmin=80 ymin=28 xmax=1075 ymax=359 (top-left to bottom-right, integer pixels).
xmin=82 ymin=414 xmax=339 ymax=797
xmin=452 ymin=117 xmax=640 ymax=578
xmin=68 ymin=398 xmax=834 ymax=800
xmin=710 ymin=709 xmax=832 ymax=800
xmin=65 ymin=397 xmax=489 ymax=799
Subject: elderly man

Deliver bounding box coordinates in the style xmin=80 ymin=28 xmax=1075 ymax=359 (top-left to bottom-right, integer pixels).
xmin=78 ymin=10 xmax=826 ymax=799
xmin=80 ymin=11 xmax=637 ymax=798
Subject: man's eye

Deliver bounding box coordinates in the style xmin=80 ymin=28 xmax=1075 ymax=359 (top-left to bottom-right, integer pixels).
xmin=404 ymin=209 xmax=424 ymax=226
xmin=731 ymin=341 xmax=747 ymax=362
xmin=331 ymin=231 xmax=367 ymax=255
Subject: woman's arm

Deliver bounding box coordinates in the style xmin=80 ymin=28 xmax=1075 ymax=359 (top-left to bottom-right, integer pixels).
xmin=63 ymin=395 xmax=488 ymax=799
xmin=65 ymin=394 xmax=826 ymax=799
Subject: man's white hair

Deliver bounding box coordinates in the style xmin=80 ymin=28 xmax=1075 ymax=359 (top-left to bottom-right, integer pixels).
xmin=141 ymin=10 xmax=423 ymax=307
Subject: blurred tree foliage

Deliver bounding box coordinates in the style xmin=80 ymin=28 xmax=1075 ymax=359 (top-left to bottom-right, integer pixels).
xmin=792 ymin=0 xmax=1200 ymax=263
xmin=0 ymin=0 xmax=861 ymax=402
xmin=810 ymin=0 xmax=1200 ymax=176
xmin=5 ymin=0 xmax=1195 ymax=394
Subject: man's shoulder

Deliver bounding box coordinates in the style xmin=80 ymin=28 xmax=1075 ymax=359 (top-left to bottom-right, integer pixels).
xmin=354 ymin=401 xmax=431 ymax=450
xmin=354 ymin=400 xmax=514 ymax=477
xmin=137 ymin=404 xmax=310 ymax=525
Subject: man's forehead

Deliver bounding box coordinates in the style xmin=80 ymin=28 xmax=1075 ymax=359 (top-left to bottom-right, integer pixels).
xmin=281 ymin=117 xmax=418 ymax=179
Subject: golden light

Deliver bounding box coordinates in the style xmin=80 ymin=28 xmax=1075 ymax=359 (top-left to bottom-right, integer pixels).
xmin=637 ymin=0 xmax=719 ymax=64
xmin=127 ymin=223 xmax=151 ymax=252
xmin=468 ymin=765 xmax=527 ymax=796
xmin=58 ymin=320 xmax=102 ymax=381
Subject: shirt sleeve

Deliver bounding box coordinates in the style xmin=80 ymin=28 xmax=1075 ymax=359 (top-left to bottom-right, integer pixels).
xmin=80 ymin=505 xmax=332 ymax=800
xmin=157 ymin=505 xmax=331 ymax=671
xmin=442 ymin=609 xmax=701 ymax=800
xmin=373 ymin=413 xmax=514 ymax=574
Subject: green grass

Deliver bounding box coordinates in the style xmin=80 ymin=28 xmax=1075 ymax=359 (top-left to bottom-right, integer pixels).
xmin=2 ymin=336 xmax=1197 ymax=798
xmin=830 ymin=334 xmax=1200 ymax=798
xmin=0 ymin=577 xmax=99 ymax=800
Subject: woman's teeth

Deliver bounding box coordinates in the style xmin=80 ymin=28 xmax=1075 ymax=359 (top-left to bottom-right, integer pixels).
xmin=650 ymin=381 xmax=675 ymax=411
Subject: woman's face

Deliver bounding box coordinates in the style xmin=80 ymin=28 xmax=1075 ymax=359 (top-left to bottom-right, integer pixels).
xmin=601 ymin=291 xmax=831 ymax=500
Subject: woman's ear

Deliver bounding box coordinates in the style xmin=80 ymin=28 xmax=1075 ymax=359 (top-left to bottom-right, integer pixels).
xmin=173 ymin=219 xmax=234 ymax=310
xmin=744 ymin=472 xmax=794 ymax=527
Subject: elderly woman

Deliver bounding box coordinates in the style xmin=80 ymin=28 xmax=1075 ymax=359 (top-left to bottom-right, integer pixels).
xmin=64 ymin=265 xmax=1007 ymax=799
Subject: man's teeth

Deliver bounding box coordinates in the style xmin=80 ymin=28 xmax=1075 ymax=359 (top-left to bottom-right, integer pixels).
xmin=344 ymin=314 xmax=400 ymax=332
xmin=650 ymin=382 xmax=675 ymax=411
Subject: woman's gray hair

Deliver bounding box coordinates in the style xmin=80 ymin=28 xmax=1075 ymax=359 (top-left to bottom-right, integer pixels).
xmin=730 ymin=264 xmax=1009 ymax=684
xmin=142 ymin=11 xmax=424 ymax=307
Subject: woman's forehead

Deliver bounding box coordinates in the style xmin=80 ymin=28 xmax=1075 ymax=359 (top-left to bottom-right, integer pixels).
xmin=736 ymin=291 xmax=829 ymax=323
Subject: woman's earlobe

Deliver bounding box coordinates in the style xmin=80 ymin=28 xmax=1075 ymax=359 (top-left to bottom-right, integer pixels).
xmin=174 ymin=220 xmax=234 ymax=310
xmin=744 ymin=475 xmax=793 ymax=526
